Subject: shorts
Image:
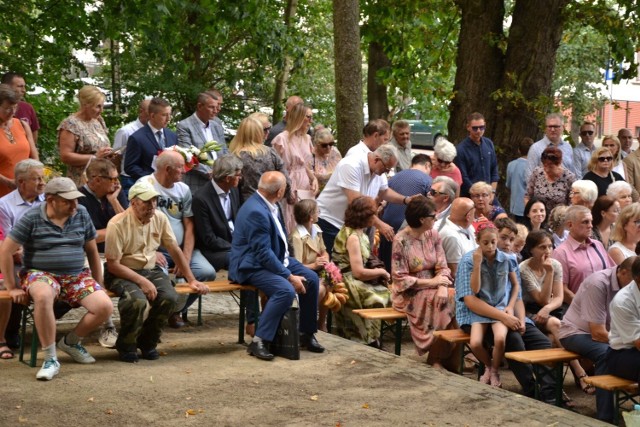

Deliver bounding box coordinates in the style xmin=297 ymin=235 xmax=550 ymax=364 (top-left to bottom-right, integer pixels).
xmin=19 ymin=268 xmax=103 ymax=307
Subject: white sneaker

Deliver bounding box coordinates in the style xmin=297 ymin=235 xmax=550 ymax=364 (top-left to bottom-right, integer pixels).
xmin=98 ymin=327 xmax=118 ymax=349
xmin=36 ymin=358 xmax=60 ymax=381
xmin=57 ymin=337 xmax=96 ymax=364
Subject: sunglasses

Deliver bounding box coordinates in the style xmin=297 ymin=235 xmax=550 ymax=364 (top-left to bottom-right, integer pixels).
xmin=471 ymin=125 xmax=485 ymax=132
xmin=263 ymin=126 xmax=272 ymax=132
xmin=541 ymin=154 xmax=560 ymax=161
xmin=319 ymin=142 xmax=335 ymax=148
xmin=436 ymin=158 xmax=451 ymax=165
xmin=429 ymin=189 xmax=446 ymax=197
xmin=580 ymin=130 xmax=594 ymax=136
xmin=597 ymin=156 xmax=613 ymax=162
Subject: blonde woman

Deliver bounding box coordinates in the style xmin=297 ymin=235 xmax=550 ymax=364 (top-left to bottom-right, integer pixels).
xmin=58 ymin=85 xmax=112 ymax=187
xmin=582 ymin=147 xmax=624 ymax=197
xmin=247 ymin=112 xmax=272 ymax=143
xmin=602 ymin=135 xmax=626 ymax=179
xmin=608 ymin=203 xmax=640 ymax=265
xmin=229 ymin=117 xmax=290 ymax=202
xmin=271 ymin=103 xmax=318 ymax=232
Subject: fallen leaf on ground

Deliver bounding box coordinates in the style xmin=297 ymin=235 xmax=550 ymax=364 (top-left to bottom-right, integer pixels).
xmin=87 ymin=397 xmax=94 ymax=402
xmin=15 ymin=405 xmax=21 ymax=409
xmin=185 ymin=409 xmax=197 ymax=417
xmin=171 ymin=344 xmax=178 ymax=348
xmin=159 ymin=351 xmax=168 ymax=356
xmin=150 ymin=376 xmax=153 ymax=382
xmin=105 ymin=409 xmax=113 ymax=415
xmin=362 ymin=403 xmax=369 ymax=409
xmin=186 ymin=397 xmax=192 ymax=400
xmin=18 ymin=416 xmax=28 ymax=423
xmin=350 ymin=360 xmax=356 ymax=365
xmin=310 ymin=395 xmax=318 ymax=401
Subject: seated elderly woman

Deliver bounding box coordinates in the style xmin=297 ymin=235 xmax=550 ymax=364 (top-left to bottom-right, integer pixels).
xmin=391 ymin=195 xmax=456 ymax=367
xmin=608 ymin=203 xmax=640 ymax=265
xmin=569 ymin=180 xmax=598 ymax=209
xmin=525 ymin=145 xmax=576 ymax=213
xmin=469 ymin=181 xmax=508 ymax=229
xmin=582 ymin=147 xmax=624 ymax=197
xmin=332 ymin=196 xmax=391 ymax=348
xmin=430 ymin=139 xmax=462 ymax=191
xmin=606 ymin=180 xmax=633 ymax=209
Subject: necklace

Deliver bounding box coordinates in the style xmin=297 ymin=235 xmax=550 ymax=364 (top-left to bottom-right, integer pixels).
xmin=2 ymin=124 xmax=15 ymax=144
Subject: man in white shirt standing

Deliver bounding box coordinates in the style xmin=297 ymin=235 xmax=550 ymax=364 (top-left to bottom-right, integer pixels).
xmin=345 ymin=119 xmax=391 ymax=157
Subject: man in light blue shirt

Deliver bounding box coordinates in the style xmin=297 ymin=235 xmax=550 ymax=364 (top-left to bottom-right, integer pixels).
xmin=506 ymin=138 xmax=533 ymax=222
xmin=526 ymin=113 xmax=575 ymax=180
xmin=573 ymin=121 xmax=596 ymax=178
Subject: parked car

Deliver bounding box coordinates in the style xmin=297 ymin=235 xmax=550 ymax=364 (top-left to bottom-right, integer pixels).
xmin=406 ymin=120 xmax=446 ymax=149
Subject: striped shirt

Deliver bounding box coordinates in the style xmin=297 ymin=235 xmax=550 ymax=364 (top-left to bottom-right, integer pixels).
xmin=9 ymin=203 xmax=97 ymax=275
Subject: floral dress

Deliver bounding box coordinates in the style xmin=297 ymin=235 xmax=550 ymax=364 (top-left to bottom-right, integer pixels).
xmin=391 ymin=227 xmax=455 ymax=355
xmin=526 ymin=166 xmax=576 ymax=212
xmin=57 ymin=115 xmax=110 ymax=187
xmin=309 ymin=147 xmax=342 ymax=192
xmin=332 ymin=226 xmax=391 ymax=344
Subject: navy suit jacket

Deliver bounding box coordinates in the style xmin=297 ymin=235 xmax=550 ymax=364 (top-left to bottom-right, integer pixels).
xmin=124 ymin=124 xmax=177 ymax=181
xmin=229 ymin=192 xmax=290 ymax=284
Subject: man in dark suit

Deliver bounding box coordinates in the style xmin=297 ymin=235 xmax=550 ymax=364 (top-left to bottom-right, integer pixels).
xmin=229 ymin=171 xmax=324 ymax=360
xmin=177 ymin=92 xmax=228 ymax=194
xmin=192 ymin=154 xmax=241 ymax=270
xmin=124 ymin=97 xmax=177 ymax=182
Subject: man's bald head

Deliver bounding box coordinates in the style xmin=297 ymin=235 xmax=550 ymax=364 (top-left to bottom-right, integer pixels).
xmin=285 ymin=96 xmax=304 ymax=112
xmin=258 ymin=171 xmax=286 ymax=199
xmin=449 ymin=197 xmax=475 ymax=224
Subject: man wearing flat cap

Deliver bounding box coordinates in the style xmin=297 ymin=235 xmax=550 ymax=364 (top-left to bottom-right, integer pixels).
xmin=104 ymin=180 xmax=209 ymax=363
xmin=0 ymin=177 xmax=114 ymax=381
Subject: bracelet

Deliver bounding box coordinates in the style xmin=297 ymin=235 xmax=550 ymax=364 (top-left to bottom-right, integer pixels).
xmin=403 ymin=196 xmax=409 ymax=205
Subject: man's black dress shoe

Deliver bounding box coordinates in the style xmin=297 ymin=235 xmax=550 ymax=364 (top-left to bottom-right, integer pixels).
xmin=300 ymin=334 xmax=325 ymax=353
xmin=247 ymin=340 xmax=274 ymax=360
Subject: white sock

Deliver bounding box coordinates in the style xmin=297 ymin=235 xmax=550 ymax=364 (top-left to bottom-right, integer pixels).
xmin=65 ymin=331 xmax=81 ymax=346
xmin=43 ymin=344 xmax=57 ymax=361
xmin=103 ymin=316 xmax=115 ymax=329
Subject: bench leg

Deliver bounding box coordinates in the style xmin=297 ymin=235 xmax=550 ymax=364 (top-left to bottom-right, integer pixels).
xmin=394 ymin=319 xmax=402 ymax=356
xmin=19 ymin=306 xmax=39 ymax=368
xmin=197 ymin=295 xmax=203 ymax=326
xmin=531 ymin=363 xmax=564 ymax=407
xmin=238 ymin=291 xmax=246 ymax=344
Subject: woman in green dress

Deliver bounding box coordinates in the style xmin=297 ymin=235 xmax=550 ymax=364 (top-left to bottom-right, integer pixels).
xmin=332 ymin=196 xmax=391 ymax=347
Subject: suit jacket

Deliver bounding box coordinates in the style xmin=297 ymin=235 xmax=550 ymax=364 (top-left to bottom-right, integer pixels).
xmin=229 ymin=192 xmax=290 ymax=284
xmin=192 ymin=181 xmax=239 ymax=267
xmin=124 ymin=124 xmax=177 ymax=181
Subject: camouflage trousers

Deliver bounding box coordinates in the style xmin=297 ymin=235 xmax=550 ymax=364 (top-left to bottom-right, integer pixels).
xmin=104 ymin=266 xmax=178 ymax=352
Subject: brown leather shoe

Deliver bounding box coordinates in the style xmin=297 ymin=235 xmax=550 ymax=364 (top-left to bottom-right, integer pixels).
xmin=168 ymin=312 xmax=185 ymax=329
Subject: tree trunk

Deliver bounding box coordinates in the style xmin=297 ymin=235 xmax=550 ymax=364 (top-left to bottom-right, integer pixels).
xmin=447 ymin=0 xmax=505 ymax=144
xmin=272 ymin=0 xmax=298 ymax=124
xmin=367 ymin=41 xmax=391 ymax=121
xmin=333 ymin=0 xmax=363 ymax=153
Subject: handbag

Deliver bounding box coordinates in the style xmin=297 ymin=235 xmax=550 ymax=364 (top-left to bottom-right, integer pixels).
xmin=270 ymin=306 xmax=300 ymax=360
xmin=364 ymin=253 xmax=390 ymax=287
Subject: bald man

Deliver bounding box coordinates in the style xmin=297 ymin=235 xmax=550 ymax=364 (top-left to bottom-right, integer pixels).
xmin=229 ymin=171 xmax=323 ymax=360
xmin=437 ymin=197 xmax=478 ymax=279
xmin=265 ymin=95 xmax=304 ymax=146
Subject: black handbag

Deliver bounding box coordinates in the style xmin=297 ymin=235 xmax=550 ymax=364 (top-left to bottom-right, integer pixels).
xmin=270 ymin=306 xmax=300 ymax=360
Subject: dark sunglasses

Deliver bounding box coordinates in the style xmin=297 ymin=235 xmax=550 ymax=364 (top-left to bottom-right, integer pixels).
xmin=319 ymin=142 xmax=335 ymax=148
xmin=263 ymin=126 xmax=272 ymax=132
xmin=429 ymin=189 xmax=446 ymax=196
xmin=580 ymin=130 xmax=594 ymax=136
xmin=436 ymin=158 xmax=451 ymax=165
xmin=541 ymin=154 xmax=560 ymax=162
xmin=597 ymin=156 xmax=613 ymax=162
xmin=471 ymin=125 xmax=485 ymax=132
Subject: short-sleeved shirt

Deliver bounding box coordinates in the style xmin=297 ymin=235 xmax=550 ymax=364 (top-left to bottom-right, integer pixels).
xmin=438 ymin=219 xmax=477 ymax=265
xmin=9 ymin=203 xmax=97 ymax=275
xmin=78 ymin=185 xmax=129 ymax=252
xmin=553 ymin=235 xmax=615 ymax=295
xmin=506 ymin=157 xmax=528 ymax=216
xmin=389 ymin=139 xmax=412 ymax=171
xmin=526 ymin=136 xmax=575 ymax=180
xmin=381 ymin=169 xmax=432 ymax=231
xmin=138 ymin=175 xmax=192 ymax=246
xmin=519 ymin=258 xmax=563 ymax=305
xmin=582 ymin=171 xmax=625 ymax=197
xmin=558 ymin=266 xmax=621 ymax=339
xmin=317 ymin=153 xmax=388 ymax=229
xmin=345 ymin=141 xmax=370 ymax=157
xmin=0 ymin=189 xmax=45 ymax=236
xmin=608 ymin=282 xmax=640 ymax=350
xmin=104 ymin=208 xmax=177 ymax=270
xmin=15 ymin=101 xmax=40 ymax=133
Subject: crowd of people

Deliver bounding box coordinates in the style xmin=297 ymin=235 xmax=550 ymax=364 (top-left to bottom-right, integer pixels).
xmin=1 ymin=78 xmax=640 ymax=423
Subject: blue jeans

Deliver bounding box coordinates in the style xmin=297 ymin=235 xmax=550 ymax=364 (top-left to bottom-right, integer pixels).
xmin=560 ymin=334 xmax=613 ymax=422
xmin=318 ymin=218 xmax=340 ymax=257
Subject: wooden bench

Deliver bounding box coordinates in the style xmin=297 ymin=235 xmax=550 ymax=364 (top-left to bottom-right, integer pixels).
xmin=583 ymin=375 xmax=640 ymax=425
xmin=433 ymin=329 xmax=480 ymax=376
xmin=352 ymin=307 xmax=407 ymax=356
xmin=0 ymin=279 xmax=258 ymax=367
xmin=505 ymin=348 xmax=580 ymax=407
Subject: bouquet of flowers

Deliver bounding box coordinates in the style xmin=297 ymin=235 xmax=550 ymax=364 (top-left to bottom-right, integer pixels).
xmin=320 ymin=261 xmax=349 ymax=312
xmin=164 ymin=140 xmax=223 ymax=170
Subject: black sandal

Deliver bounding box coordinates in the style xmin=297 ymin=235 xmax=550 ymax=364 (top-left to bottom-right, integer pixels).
xmin=0 ymin=342 xmax=14 ymax=360
xmin=577 ymin=374 xmax=596 ymax=395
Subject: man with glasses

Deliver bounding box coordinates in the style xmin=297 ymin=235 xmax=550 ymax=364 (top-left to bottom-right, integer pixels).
xmin=618 ymin=128 xmax=634 ymax=158
xmin=573 ymin=121 xmax=596 ymax=178
xmin=454 ymin=112 xmax=499 ymax=197
xmin=526 ymin=113 xmax=575 ymax=180
xmin=430 ymin=176 xmax=458 ymax=229
xmin=317 ymin=144 xmax=408 ymax=255
xmin=388 ymin=120 xmax=412 ymax=171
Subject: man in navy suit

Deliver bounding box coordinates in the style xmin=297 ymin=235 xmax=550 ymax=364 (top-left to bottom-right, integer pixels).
xmin=124 ymin=97 xmax=177 ymax=182
xmin=229 ymin=171 xmax=324 ymax=360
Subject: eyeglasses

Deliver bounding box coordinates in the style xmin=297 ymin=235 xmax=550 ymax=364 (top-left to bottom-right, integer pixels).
xmin=597 ymin=156 xmax=613 ymax=162
xmin=377 ymin=157 xmax=392 ymax=173
xmin=319 ymin=142 xmax=335 ymax=148
xmin=470 ymin=193 xmax=490 ymax=199
xmin=0 ymin=105 xmax=17 ymax=114
xmin=541 ymin=154 xmax=560 ymax=162
xmin=429 ymin=189 xmax=446 ymax=197
xmin=436 ymin=157 xmax=451 ymax=165
xmin=471 ymin=125 xmax=485 ymax=132
xmin=569 ymin=190 xmax=581 ymax=196
xmin=99 ymin=176 xmax=120 ymax=183
xmin=546 ymin=125 xmax=562 ymax=129
xmin=263 ymin=126 xmax=272 ymax=133
xmin=580 ymin=130 xmax=594 ymax=136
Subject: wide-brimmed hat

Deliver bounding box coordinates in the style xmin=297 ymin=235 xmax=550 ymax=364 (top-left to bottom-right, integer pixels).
xmin=128 ymin=181 xmax=160 ymax=201
xmin=44 ymin=177 xmax=85 ymax=199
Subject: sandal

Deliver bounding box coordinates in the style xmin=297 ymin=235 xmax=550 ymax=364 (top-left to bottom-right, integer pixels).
xmin=490 ymin=372 xmax=502 ymax=388
xmin=0 ymin=342 xmax=14 ymax=360
xmin=479 ymin=367 xmax=492 ymax=384
xmin=577 ymin=374 xmax=596 ymax=395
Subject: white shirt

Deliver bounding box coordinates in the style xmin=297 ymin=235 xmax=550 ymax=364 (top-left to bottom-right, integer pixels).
xmin=609 ymin=281 xmax=640 ymax=350
xmin=317 ymin=153 xmax=388 ymax=229
xmin=197 ymin=116 xmax=217 ymax=161
xmin=345 ymin=141 xmax=370 ymax=157
xmin=212 ymin=180 xmax=233 ymax=232
xmin=438 ymin=218 xmax=478 ymax=264
xmin=113 ymin=118 xmax=144 ymax=174
xmin=256 ymin=191 xmax=289 ymax=267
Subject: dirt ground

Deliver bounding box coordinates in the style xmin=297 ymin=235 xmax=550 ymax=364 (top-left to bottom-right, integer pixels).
xmin=0 ymin=310 xmax=608 ymax=427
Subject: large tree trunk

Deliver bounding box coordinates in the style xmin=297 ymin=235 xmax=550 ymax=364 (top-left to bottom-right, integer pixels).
xmin=367 ymin=41 xmax=391 ymax=121
xmin=272 ymin=0 xmax=298 ymax=124
xmin=333 ymin=0 xmax=363 ymax=153
xmin=447 ymin=0 xmax=505 ymax=144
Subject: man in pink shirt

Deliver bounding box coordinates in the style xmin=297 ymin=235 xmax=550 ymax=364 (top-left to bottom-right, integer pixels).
xmin=552 ymin=205 xmax=615 ymax=305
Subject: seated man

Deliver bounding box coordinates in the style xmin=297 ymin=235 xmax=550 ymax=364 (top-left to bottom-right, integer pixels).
xmin=559 ymin=257 xmax=637 ymax=423
xmin=438 ymin=197 xmax=477 ymax=279
xmin=0 ymin=177 xmax=113 ymax=380
xmin=229 ymin=171 xmax=323 ymax=360
xmin=78 ymin=158 xmax=128 ymax=348
xmin=104 ymin=181 xmax=209 ymax=363
xmin=606 ymin=257 xmax=640 ymax=383
xmin=138 ymin=150 xmax=216 ymax=327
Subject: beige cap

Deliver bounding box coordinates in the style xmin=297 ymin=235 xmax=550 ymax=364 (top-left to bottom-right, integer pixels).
xmin=128 ymin=181 xmax=160 ymax=201
xmin=44 ymin=177 xmax=85 ymax=199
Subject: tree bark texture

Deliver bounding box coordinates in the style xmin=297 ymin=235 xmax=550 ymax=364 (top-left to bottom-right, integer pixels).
xmin=272 ymin=0 xmax=298 ymax=124
xmin=367 ymin=41 xmax=391 ymax=121
xmin=333 ymin=0 xmax=363 ymax=154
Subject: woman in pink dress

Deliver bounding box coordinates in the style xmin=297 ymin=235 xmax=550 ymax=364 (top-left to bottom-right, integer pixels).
xmin=430 ymin=139 xmax=462 ymax=192
xmin=272 ymin=103 xmax=318 ymax=232
xmin=391 ymin=195 xmax=457 ymax=368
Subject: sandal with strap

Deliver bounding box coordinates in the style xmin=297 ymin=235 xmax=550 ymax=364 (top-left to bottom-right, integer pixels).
xmin=577 ymin=374 xmax=596 ymax=395
xmin=0 ymin=342 xmax=14 ymax=360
